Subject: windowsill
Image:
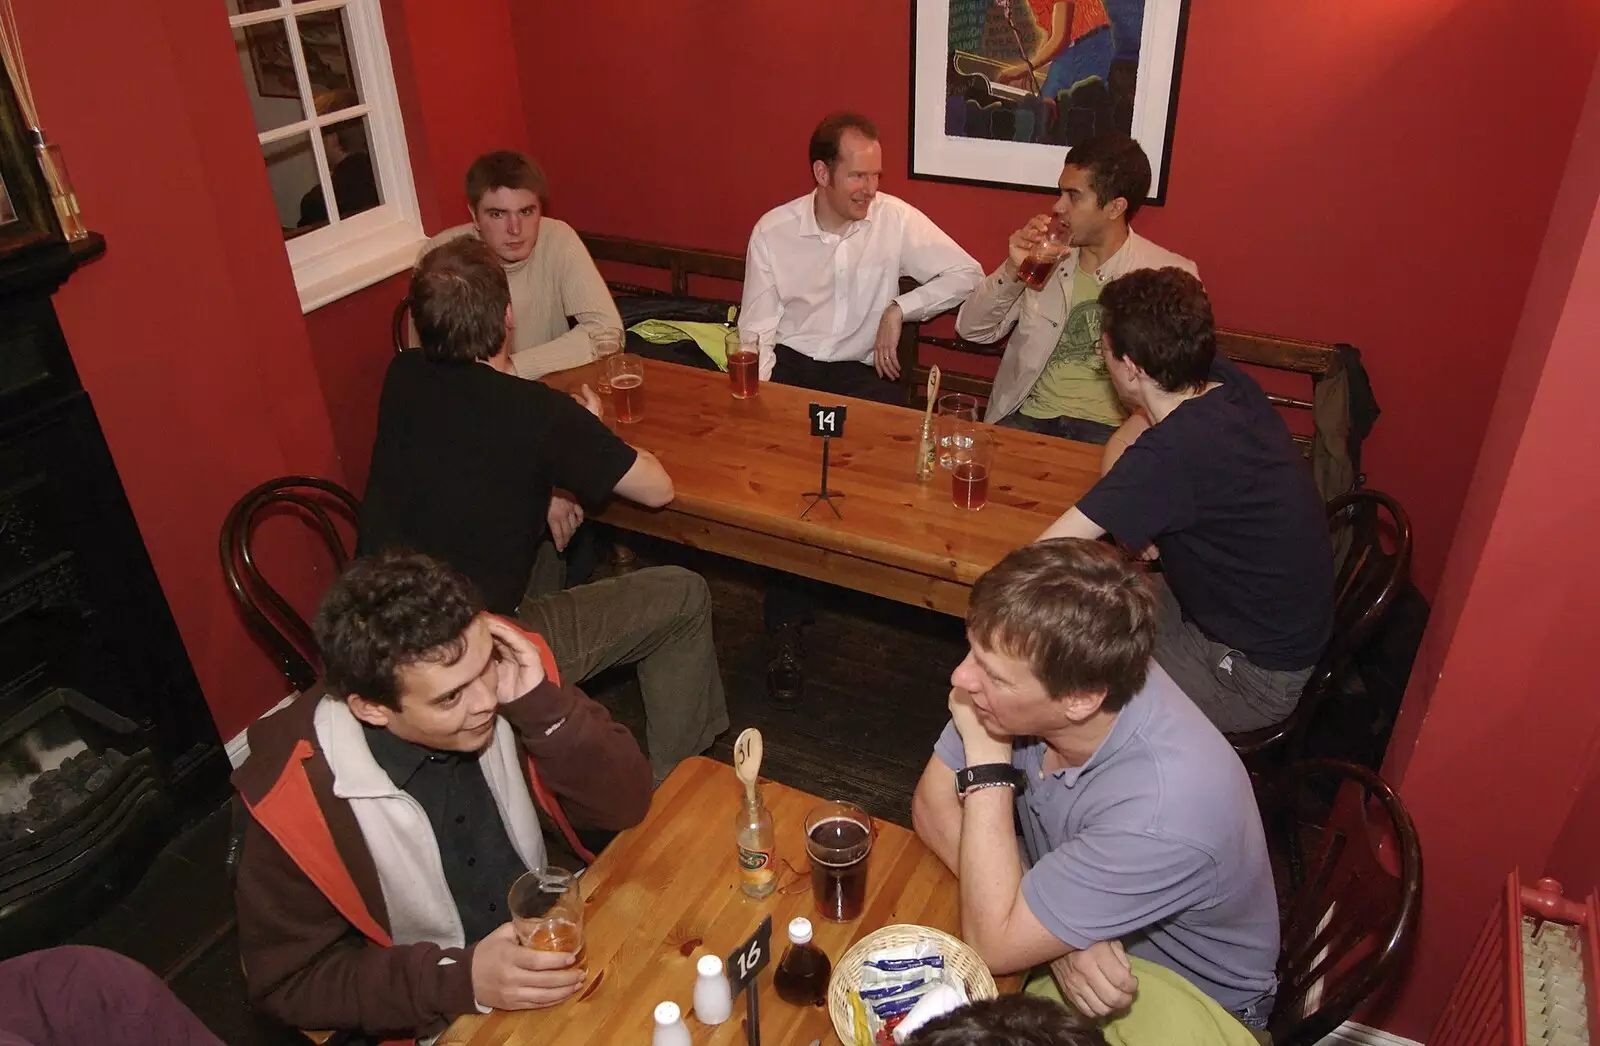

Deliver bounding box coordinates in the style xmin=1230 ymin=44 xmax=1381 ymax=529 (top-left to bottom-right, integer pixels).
xmin=297 ymin=232 xmax=425 ymax=313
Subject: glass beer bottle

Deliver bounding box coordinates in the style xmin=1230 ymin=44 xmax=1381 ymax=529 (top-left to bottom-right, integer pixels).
xmin=735 ymin=785 xmax=776 ymax=898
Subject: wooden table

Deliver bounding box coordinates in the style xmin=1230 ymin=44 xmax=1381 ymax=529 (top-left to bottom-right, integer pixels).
xmin=440 ymin=757 xmax=1014 ymax=1045
xmin=545 ymin=359 xmax=1102 ymax=616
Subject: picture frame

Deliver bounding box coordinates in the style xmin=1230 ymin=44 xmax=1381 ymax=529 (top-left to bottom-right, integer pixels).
xmin=0 ymin=54 xmax=61 ymax=258
xmin=244 ymin=11 xmax=355 ymax=101
xmin=909 ymin=0 xmax=1190 ymax=203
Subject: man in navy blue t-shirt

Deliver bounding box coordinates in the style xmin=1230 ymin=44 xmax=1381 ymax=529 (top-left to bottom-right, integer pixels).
xmin=1039 ymin=268 xmax=1333 ymax=732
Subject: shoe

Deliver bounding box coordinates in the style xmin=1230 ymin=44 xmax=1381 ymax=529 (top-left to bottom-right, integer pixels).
xmin=766 ymin=623 xmax=806 ymax=706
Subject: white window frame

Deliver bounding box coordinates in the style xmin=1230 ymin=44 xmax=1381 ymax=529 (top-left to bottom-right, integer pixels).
xmin=227 ymin=0 xmax=424 ymax=312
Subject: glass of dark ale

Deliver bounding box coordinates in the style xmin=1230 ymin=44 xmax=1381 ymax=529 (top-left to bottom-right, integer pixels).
xmin=725 ymin=329 xmax=760 ymax=400
xmin=1016 ymin=217 xmax=1071 ymax=291
xmin=805 ymin=801 xmax=874 ymax=922
xmin=603 ymin=353 xmax=645 ymax=423
xmin=951 ymin=425 xmax=994 ymax=511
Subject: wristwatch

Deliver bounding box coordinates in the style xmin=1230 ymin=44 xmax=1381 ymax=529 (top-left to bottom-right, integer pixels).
xmin=955 ymin=762 xmax=1026 ymax=798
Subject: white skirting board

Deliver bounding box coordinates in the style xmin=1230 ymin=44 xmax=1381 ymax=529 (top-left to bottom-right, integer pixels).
xmin=224 ymin=711 xmax=1427 ymax=1046
xmin=225 ymin=691 xmax=298 ymax=768
xmin=1323 ymin=1024 xmax=1423 ymax=1046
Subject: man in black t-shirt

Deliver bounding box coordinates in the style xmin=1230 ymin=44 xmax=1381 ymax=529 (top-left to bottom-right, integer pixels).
xmin=359 ymin=238 xmax=728 ymax=780
xmin=1039 ymin=268 xmax=1334 ymax=733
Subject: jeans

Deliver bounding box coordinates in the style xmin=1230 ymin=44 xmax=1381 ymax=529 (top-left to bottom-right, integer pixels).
xmin=1150 ymin=576 xmax=1312 ymax=734
xmin=0 ymin=947 xmax=223 ymax=1046
xmin=998 ymin=410 xmax=1118 ymax=446
xmin=517 ymin=565 xmax=729 ymax=781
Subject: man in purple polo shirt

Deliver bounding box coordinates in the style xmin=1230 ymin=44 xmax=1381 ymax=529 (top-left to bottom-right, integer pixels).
xmin=911 ymin=539 xmax=1279 ymax=1029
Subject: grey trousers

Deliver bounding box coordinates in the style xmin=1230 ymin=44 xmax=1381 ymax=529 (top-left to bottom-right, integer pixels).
xmin=1151 ymin=577 xmax=1313 ymax=734
xmin=517 ymin=563 xmax=729 ymax=781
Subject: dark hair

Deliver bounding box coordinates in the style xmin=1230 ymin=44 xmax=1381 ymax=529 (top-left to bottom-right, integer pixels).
xmin=313 ymin=552 xmax=484 ymax=710
xmin=966 ymin=539 xmax=1156 ymax=713
xmin=464 ymin=150 xmax=548 ymax=209
xmin=1100 ymin=267 xmax=1216 ymax=394
xmin=809 ymin=112 xmax=879 ymax=172
xmin=1063 ymin=133 xmax=1151 ymax=221
xmin=903 ymin=996 xmax=1108 ymax=1046
xmin=409 ymin=237 xmax=511 ymax=364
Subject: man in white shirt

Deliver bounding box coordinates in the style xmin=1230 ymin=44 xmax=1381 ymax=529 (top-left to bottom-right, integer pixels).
xmin=739 ymin=112 xmax=982 ymax=405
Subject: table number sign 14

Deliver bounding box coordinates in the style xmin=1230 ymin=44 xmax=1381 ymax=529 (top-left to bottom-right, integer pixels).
xmin=726 ymin=914 xmax=773 ymax=1046
xmin=808 ymin=403 xmax=847 ymax=438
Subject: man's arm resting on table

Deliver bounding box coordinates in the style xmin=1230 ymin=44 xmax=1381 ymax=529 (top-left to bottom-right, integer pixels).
xmin=911 ymin=754 xmax=962 ymax=873
xmin=740 ymin=229 xmax=784 ymax=381
xmin=1038 ymin=506 xmax=1107 ymax=543
xmin=612 ymin=449 xmax=674 ymax=507
xmin=957 ymin=784 xmax=1074 ymax=974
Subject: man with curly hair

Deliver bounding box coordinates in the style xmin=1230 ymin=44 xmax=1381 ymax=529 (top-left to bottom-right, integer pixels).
xmin=1039 ymin=268 xmax=1333 ymax=733
xmin=232 ymin=553 xmax=652 ymax=1040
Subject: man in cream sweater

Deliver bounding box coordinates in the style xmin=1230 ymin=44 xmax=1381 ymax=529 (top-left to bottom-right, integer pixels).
xmin=414 ymin=151 xmax=621 ymax=380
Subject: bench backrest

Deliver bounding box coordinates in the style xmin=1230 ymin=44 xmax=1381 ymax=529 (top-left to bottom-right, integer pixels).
xmin=578 ymin=232 xmax=1343 ymax=450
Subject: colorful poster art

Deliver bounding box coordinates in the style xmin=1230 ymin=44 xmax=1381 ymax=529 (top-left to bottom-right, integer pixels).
xmin=910 ymin=0 xmax=1189 ymax=201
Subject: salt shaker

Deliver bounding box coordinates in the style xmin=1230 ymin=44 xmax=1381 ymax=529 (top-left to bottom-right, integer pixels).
xmin=693 ymin=953 xmax=734 ymax=1025
xmin=651 ymin=1000 xmax=692 ymax=1046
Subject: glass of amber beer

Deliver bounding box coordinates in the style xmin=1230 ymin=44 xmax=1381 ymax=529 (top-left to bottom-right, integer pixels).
xmin=509 ymin=865 xmax=585 ymax=962
xmin=725 ymin=329 xmax=760 ymax=400
xmin=1016 ymin=217 xmax=1071 ymax=290
xmin=805 ymin=801 xmax=874 ymax=922
xmin=603 ymin=353 xmax=645 ymax=423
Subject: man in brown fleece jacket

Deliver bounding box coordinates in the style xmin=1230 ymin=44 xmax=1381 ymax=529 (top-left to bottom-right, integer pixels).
xmin=232 ymin=553 xmax=651 ymax=1042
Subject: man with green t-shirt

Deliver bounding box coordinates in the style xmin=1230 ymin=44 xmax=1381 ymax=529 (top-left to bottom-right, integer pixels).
xmin=957 ymin=134 xmax=1198 ymax=455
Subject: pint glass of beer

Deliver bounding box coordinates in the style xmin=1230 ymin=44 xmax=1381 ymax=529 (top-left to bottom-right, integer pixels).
xmin=805 ymin=801 xmax=874 ymax=922
xmin=509 ymin=865 xmax=585 ymax=963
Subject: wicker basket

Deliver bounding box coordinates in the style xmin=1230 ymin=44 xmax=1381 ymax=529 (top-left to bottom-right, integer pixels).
xmin=827 ymin=923 xmax=998 ymax=1045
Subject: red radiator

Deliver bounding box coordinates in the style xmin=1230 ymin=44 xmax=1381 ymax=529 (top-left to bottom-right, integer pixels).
xmin=1432 ymin=872 xmax=1600 ymax=1046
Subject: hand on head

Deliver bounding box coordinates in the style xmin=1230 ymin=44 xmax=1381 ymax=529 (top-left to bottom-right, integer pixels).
xmin=484 ymin=615 xmax=547 ymax=705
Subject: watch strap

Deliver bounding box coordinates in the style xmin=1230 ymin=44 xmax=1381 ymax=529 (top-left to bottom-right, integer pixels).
xmin=956 ymin=762 xmax=1024 ymax=795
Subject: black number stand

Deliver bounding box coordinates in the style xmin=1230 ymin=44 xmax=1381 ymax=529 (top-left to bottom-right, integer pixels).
xmin=727 ymin=915 xmax=773 ymax=1046
xmin=800 ymin=436 xmax=844 ymax=519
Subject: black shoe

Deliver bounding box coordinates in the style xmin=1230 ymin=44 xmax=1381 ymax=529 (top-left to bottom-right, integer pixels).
xmin=766 ymin=624 xmax=806 ymax=706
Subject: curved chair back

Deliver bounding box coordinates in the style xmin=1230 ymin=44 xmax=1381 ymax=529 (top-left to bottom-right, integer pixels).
xmin=219 ymin=476 xmax=360 ymax=691
xmin=391 ymin=295 xmax=411 ymax=354
xmin=1266 ymin=758 xmax=1423 ymax=1046
xmin=1229 ymin=489 xmax=1412 ymax=760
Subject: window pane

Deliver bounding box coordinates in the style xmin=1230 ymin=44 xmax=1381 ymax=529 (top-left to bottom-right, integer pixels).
xmin=234 ymin=21 xmax=306 ymax=133
xmin=225 ymin=0 xmax=280 ymax=14
xmin=297 ymin=8 xmax=363 ymax=110
xmin=319 ymin=116 xmax=382 ymax=221
xmin=261 ymin=132 xmax=325 ymax=238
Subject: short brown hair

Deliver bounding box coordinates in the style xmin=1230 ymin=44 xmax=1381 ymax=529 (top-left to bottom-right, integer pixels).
xmin=1101 ymin=267 xmax=1216 ymax=394
xmin=313 ymin=552 xmax=483 ymax=710
xmin=905 ymin=996 xmax=1106 ymax=1046
xmin=809 ymin=112 xmax=878 ymax=172
xmin=1064 ymin=132 xmax=1151 ymax=221
xmin=464 ymin=150 xmax=548 ymax=209
xmin=966 ymin=539 xmax=1156 ymax=712
xmin=409 ymin=237 xmax=511 ymax=364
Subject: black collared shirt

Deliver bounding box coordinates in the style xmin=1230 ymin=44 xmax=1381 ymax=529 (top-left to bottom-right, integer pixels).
xmin=363 ymin=724 xmax=533 ymax=943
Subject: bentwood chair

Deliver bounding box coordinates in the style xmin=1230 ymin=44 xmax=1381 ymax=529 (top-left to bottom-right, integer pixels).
xmin=1227 ymin=490 xmax=1413 ymax=765
xmin=1264 ymin=759 xmax=1423 ymax=1046
xmin=219 ymin=475 xmax=361 ymax=692
xmin=391 ymin=295 xmax=411 ymax=353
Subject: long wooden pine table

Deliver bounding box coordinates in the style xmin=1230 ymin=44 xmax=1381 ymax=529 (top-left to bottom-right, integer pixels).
xmin=439 ymin=757 xmax=1016 ymax=1045
xmin=545 ymin=359 xmax=1102 ymax=616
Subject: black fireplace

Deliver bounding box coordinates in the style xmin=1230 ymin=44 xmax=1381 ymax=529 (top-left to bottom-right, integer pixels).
xmin=0 ymin=236 xmax=228 ymax=957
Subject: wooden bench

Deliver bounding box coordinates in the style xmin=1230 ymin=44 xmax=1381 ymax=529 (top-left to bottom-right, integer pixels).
xmin=578 ymin=232 xmax=1343 ymax=453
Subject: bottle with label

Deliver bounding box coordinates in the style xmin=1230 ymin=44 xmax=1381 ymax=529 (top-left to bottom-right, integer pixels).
xmin=773 ymin=916 xmax=832 ymax=1006
xmin=735 ymin=785 xmax=776 ymax=898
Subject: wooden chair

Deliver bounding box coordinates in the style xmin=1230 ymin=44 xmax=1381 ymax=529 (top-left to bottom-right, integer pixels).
xmin=1227 ymin=490 xmax=1413 ymax=764
xmin=219 ymin=476 xmax=360 ymax=692
xmin=391 ymin=295 xmax=411 ymax=353
xmin=1264 ymin=758 xmax=1423 ymax=1046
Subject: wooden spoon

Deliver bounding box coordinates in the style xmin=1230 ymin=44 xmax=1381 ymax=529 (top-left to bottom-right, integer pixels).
xmin=917 ymin=365 xmax=942 ymax=479
xmin=733 ymin=727 xmax=763 ymax=805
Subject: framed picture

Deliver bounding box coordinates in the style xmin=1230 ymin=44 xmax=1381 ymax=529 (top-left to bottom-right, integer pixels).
xmin=244 ymin=11 xmax=355 ymax=101
xmin=0 ymin=54 xmax=60 ymax=258
xmin=909 ymin=0 xmax=1190 ymax=203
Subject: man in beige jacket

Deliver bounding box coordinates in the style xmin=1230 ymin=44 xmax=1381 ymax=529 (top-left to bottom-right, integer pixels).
xmin=413 ymin=151 xmax=621 ymax=380
xmin=956 ymin=134 xmax=1196 ymax=466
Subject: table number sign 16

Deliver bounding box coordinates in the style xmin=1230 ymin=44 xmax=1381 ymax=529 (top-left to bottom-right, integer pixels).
xmin=725 ymin=914 xmax=773 ymax=1046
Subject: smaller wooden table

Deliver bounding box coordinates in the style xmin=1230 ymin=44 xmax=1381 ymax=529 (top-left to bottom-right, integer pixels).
xmin=440 ymin=757 xmax=1011 ymax=1045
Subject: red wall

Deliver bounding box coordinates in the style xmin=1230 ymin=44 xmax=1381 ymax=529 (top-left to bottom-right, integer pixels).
xmin=508 ymin=0 xmax=1600 ymax=599
xmin=1378 ymin=51 xmax=1600 ymax=1038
